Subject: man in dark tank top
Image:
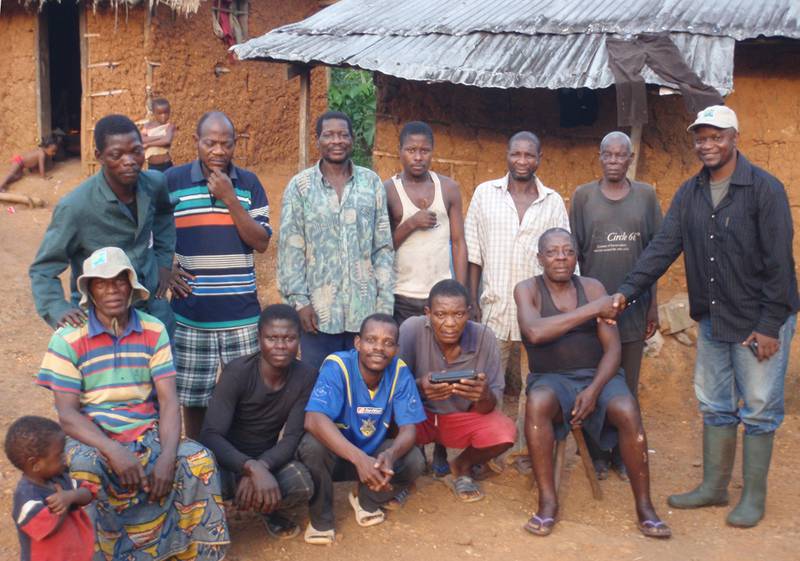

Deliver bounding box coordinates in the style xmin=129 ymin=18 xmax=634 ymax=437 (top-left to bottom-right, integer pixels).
xmin=513 ymin=227 xmax=670 ymax=539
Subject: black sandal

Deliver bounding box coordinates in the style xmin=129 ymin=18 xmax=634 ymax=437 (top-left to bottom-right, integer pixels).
xmin=262 ymin=513 xmax=300 ymax=539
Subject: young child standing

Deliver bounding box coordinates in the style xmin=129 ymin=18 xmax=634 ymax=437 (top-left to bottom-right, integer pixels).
xmin=0 ymin=137 xmax=59 ymax=192
xmin=141 ymin=97 xmax=176 ymax=172
xmin=5 ymin=416 xmax=94 ymax=561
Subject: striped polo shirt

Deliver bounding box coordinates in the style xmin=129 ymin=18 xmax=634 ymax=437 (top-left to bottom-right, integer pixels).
xmin=166 ymin=160 xmax=271 ymax=330
xmin=36 ymin=308 xmax=175 ymax=442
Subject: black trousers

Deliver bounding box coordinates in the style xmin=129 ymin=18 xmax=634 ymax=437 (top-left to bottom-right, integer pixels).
xmin=219 ymin=460 xmax=314 ymax=516
xmin=148 ymin=160 xmax=173 ymax=173
xmin=606 ymin=33 xmax=724 ymax=126
xmin=297 ymin=433 xmax=425 ymax=531
xmin=393 ymin=294 xmax=427 ymax=326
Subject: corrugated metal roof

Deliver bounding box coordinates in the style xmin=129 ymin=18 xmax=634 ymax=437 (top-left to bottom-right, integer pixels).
xmin=232 ymin=0 xmax=798 ymax=92
xmin=276 ymin=0 xmax=800 ymax=41
xmin=235 ymin=29 xmax=734 ymax=93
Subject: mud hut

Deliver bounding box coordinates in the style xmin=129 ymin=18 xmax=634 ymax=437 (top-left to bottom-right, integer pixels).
xmin=0 ymin=0 xmax=328 ymax=175
xmin=233 ymin=0 xmax=800 ymax=296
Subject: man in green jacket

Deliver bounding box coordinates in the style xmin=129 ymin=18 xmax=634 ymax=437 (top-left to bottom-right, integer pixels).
xmin=29 ymin=114 xmax=175 ymax=334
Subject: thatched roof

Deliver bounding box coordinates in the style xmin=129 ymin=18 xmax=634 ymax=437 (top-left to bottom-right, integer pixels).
xmin=16 ymin=0 xmax=203 ymax=15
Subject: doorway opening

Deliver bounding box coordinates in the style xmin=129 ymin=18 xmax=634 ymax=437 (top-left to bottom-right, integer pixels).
xmin=45 ymin=0 xmax=82 ymax=158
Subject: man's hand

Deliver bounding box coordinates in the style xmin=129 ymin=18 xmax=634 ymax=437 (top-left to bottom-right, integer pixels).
xmin=298 ymin=305 xmax=319 ymax=334
xmin=244 ymin=459 xmax=282 ymax=513
xmin=155 ymin=267 xmax=172 ymax=299
xmin=452 ymin=372 xmax=488 ymax=402
xmin=207 ymin=169 xmax=238 ymax=206
xmin=105 ymin=445 xmax=147 ymax=491
xmin=571 ymin=387 xmax=599 ymax=426
xmin=148 ymin=453 xmax=175 ymax=501
xmin=470 ymin=304 xmax=482 ymax=323
xmin=592 ymin=295 xmax=619 ymax=321
xmin=353 ymin=452 xmax=389 ymax=492
xmin=235 ymin=475 xmax=256 ymax=511
xmin=611 ymin=293 xmax=627 ymax=314
xmin=742 ymin=332 xmax=780 ymax=362
xmin=45 ymin=484 xmax=75 ymax=515
xmin=373 ymin=449 xmax=395 ymax=487
xmin=168 ymin=264 xmax=195 ymax=299
xmin=419 ymin=373 xmax=455 ymax=401
xmin=56 ymin=308 xmax=87 ymax=328
xmin=645 ymin=305 xmax=659 ymax=339
xmin=411 ymin=207 xmax=437 ymax=230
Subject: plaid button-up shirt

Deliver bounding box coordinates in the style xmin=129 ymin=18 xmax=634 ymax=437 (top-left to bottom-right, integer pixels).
xmin=465 ymin=174 xmax=570 ymax=341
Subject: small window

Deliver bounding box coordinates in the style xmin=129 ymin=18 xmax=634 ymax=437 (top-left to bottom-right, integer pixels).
xmin=558 ymin=88 xmax=599 ymax=128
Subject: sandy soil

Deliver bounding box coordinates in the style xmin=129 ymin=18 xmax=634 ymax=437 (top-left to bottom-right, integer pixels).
xmin=0 ymin=161 xmax=798 ymax=561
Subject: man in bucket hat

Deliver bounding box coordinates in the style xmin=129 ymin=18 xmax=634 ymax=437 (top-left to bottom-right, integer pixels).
xmin=610 ymin=105 xmax=799 ymax=527
xmin=75 ymin=246 xmax=151 ymax=333
xmin=36 ymin=246 xmax=230 ymax=559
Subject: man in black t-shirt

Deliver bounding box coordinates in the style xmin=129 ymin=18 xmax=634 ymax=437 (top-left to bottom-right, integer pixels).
xmin=199 ymin=304 xmax=316 ymax=540
xmin=569 ymin=131 xmax=662 ymax=479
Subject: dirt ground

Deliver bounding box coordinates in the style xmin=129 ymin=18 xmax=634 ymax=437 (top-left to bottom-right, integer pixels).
xmin=0 ymin=161 xmax=798 ymax=561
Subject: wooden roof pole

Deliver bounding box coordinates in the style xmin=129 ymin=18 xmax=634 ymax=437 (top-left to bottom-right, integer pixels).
xmin=288 ymin=64 xmax=312 ymax=171
xmin=627 ymin=123 xmax=643 ymax=181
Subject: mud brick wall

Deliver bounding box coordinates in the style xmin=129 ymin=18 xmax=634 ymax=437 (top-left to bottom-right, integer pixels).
xmin=0 ymin=1 xmax=328 ymax=177
xmin=0 ymin=4 xmax=38 ymax=159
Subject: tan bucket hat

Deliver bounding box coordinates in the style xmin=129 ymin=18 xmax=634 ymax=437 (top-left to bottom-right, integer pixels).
xmin=76 ymin=247 xmax=150 ymax=309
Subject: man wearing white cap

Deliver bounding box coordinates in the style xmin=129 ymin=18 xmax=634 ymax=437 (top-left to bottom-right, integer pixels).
xmin=610 ymin=105 xmax=798 ymax=528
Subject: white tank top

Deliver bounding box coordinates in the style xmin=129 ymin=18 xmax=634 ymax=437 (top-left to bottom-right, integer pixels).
xmin=393 ymin=171 xmax=452 ymax=298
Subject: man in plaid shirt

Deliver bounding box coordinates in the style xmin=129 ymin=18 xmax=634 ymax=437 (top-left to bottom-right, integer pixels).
xmin=465 ymin=131 xmax=571 ymax=470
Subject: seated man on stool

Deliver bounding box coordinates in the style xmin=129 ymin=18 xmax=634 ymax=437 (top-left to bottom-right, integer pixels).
xmin=399 ymin=279 xmax=515 ymax=502
xmin=299 ymin=313 xmax=426 ymax=545
xmin=515 ymin=227 xmax=670 ymax=539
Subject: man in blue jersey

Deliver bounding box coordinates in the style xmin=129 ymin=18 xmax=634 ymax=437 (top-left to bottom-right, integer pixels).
xmin=299 ymin=313 xmax=426 ymax=545
xmin=166 ymin=111 xmax=272 ymax=438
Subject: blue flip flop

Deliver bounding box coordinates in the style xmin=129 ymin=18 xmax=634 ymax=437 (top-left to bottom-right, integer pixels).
xmin=524 ymin=514 xmax=556 ymax=536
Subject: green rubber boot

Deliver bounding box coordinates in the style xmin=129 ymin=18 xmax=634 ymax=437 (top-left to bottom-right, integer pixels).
xmin=668 ymin=424 xmax=737 ymax=509
xmin=726 ymin=432 xmax=774 ymax=528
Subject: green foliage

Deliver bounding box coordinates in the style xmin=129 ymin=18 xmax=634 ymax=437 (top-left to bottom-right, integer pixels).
xmin=328 ymin=68 xmax=376 ymax=168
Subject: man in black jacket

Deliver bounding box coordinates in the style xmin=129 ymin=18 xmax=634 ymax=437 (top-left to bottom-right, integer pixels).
xmin=612 ymin=105 xmax=798 ymax=528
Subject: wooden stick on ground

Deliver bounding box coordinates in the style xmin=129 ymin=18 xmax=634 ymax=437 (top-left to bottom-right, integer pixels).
xmin=0 ymin=192 xmax=46 ymax=208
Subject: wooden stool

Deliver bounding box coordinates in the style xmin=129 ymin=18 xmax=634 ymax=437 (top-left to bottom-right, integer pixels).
xmin=554 ymin=425 xmax=602 ymax=500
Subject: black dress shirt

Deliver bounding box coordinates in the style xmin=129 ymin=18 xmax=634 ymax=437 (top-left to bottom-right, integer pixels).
xmin=618 ymin=153 xmax=798 ymax=342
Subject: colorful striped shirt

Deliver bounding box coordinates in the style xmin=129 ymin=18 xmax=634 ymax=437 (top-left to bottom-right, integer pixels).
xmin=166 ymin=160 xmax=271 ymax=330
xmin=36 ymin=308 xmax=175 ymax=442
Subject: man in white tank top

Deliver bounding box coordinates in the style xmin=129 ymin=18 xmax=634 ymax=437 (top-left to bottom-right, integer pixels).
xmin=384 ymin=122 xmax=468 ymax=326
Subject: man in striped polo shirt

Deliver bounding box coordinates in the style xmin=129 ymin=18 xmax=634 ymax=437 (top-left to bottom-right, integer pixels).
xmin=166 ymin=111 xmax=272 ymax=438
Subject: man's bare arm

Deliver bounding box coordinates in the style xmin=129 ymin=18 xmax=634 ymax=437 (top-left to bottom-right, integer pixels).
xmin=515 ymin=277 xmax=615 ymax=345
xmin=443 ymin=176 xmax=468 ymax=286
xmin=468 ymin=262 xmax=482 ymax=321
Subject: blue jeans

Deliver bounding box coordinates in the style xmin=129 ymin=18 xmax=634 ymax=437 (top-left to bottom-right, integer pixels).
xmin=300 ymin=331 xmax=356 ymax=372
xmin=694 ymin=315 xmax=796 ymax=435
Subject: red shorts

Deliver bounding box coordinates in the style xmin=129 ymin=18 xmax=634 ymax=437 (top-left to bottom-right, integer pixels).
xmin=416 ymin=408 xmax=516 ymax=449
xmin=11 ymin=155 xmax=23 ymax=166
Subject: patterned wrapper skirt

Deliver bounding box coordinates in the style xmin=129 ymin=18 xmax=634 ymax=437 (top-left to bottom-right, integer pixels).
xmin=66 ymin=428 xmax=229 ymax=561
